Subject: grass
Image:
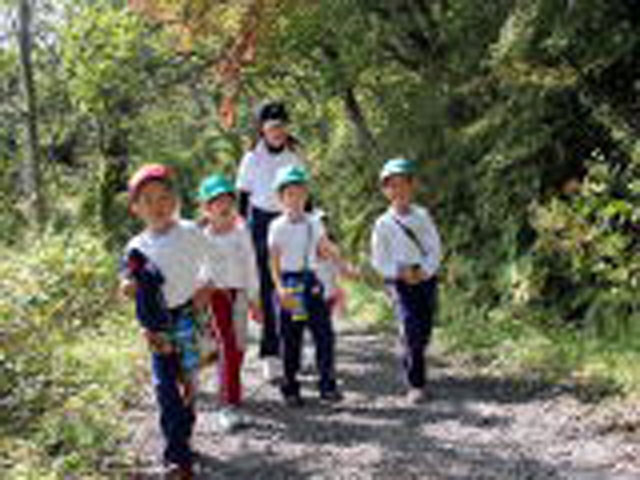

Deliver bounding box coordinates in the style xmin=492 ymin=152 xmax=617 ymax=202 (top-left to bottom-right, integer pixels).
xmin=345 ymin=280 xmax=640 ymax=401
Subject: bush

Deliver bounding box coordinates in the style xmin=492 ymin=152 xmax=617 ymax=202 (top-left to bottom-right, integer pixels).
xmin=0 ymin=230 xmax=144 ymax=478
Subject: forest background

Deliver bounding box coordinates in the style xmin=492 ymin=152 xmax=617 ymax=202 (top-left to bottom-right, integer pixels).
xmin=0 ymin=0 xmax=638 ymax=476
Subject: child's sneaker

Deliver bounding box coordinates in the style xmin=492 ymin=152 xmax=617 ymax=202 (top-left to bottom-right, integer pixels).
xmin=406 ymin=387 xmax=427 ymax=405
xmin=282 ymin=393 xmax=304 ymax=408
xmin=262 ymin=356 xmax=282 ymax=383
xmin=301 ymin=344 xmax=315 ymax=374
xmin=214 ymin=407 xmax=243 ymax=433
xmin=319 ymin=389 xmax=343 ymax=403
xmin=163 ymin=462 xmax=193 ymax=480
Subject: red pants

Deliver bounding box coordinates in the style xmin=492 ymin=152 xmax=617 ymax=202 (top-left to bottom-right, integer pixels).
xmin=209 ymin=290 xmax=244 ymax=406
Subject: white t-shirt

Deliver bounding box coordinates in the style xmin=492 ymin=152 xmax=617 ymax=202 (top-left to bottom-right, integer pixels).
xmin=202 ymin=219 xmax=260 ymax=302
xmin=125 ymin=220 xmax=220 ymax=308
xmin=371 ymin=204 xmax=441 ymax=279
xmin=236 ymin=140 xmax=304 ymax=212
xmin=268 ymin=213 xmax=326 ymax=272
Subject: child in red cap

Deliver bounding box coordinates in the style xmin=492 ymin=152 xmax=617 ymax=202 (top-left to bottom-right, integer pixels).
xmin=120 ymin=163 xmax=220 ymax=478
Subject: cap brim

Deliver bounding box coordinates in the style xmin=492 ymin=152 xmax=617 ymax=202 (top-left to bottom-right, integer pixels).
xmin=200 ymin=190 xmax=235 ymax=202
xmin=263 ymin=119 xmax=286 ymax=129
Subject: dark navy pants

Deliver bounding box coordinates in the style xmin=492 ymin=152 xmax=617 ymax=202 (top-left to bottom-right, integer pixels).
xmin=151 ymin=352 xmax=195 ymax=466
xmin=249 ymin=206 xmax=281 ymax=357
xmin=278 ymin=272 xmax=337 ymax=397
xmin=387 ymin=277 xmax=438 ymax=389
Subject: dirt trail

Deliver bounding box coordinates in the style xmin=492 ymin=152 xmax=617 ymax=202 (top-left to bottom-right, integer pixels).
xmin=120 ymin=322 xmax=640 ymax=479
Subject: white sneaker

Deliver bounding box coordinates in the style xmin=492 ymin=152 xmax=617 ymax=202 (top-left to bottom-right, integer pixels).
xmin=406 ymin=387 xmax=427 ymax=405
xmin=262 ymin=357 xmax=282 ymax=383
xmin=301 ymin=345 xmax=315 ymax=374
xmin=215 ymin=407 xmax=242 ymax=433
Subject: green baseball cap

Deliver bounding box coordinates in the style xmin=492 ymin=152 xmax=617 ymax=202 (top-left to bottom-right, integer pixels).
xmin=379 ymin=158 xmax=416 ymax=183
xmin=198 ymin=174 xmax=235 ymax=202
xmin=273 ymin=164 xmax=309 ymax=192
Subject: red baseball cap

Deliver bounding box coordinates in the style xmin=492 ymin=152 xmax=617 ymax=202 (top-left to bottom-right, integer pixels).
xmin=128 ymin=164 xmax=174 ymax=202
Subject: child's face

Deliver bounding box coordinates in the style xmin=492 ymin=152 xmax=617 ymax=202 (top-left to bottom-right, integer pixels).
xmin=203 ymin=193 xmax=236 ymax=223
xmin=279 ymin=183 xmax=308 ymax=213
xmin=262 ymin=124 xmax=288 ymax=149
xmin=382 ymin=175 xmax=415 ymax=207
xmin=131 ymin=180 xmax=177 ymax=232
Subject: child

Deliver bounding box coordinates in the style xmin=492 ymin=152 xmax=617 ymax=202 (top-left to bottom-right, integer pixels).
xmin=198 ymin=174 xmax=261 ymax=431
xmin=302 ymin=210 xmax=351 ymax=372
xmin=370 ymin=158 xmax=441 ymax=404
xmin=314 ymin=210 xmax=351 ymax=322
xmin=236 ymin=101 xmax=305 ymax=382
xmin=268 ymin=165 xmax=344 ymax=406
xmin=120 ymin=164 xmax=219 ymax=477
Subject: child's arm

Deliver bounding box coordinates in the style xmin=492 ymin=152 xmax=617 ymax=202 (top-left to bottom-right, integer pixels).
xmin=269 ymin=246 xmax=285 ymax=297
xmin=371 ymin=220 xmax=399 ymax=281
xmin=118 ymin=250 xmax=137 ymax=300
xmin=318 ymin=236 xmax=359 ymax=280
xmin=422 ymin=210 xmax=442 ymax=279
xmin=269 ymin=246 xmax=296 ymax=310
xmin=241 ymin=227 xmax=263 ymax=321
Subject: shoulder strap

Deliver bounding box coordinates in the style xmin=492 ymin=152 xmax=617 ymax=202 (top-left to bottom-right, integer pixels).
xmin=303 ymin=217 xmax=313 ymax=270
xmin=392 ymin=215 xmax=428 ymax=257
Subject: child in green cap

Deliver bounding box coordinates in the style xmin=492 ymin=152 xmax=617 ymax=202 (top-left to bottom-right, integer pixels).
xmin=268 ymin=165 xmax=349 ymax=406
xmin=198 ymin=174 xmax=262 ymax=431
xmin=371 ymin=158 xmax=441 ymax=404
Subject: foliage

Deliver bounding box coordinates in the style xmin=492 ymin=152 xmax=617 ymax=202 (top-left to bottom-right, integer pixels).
xmin=0 ymin=231 xmax=144 ymax=477
xmin=1 ymin=0 xmax=639 ymax=474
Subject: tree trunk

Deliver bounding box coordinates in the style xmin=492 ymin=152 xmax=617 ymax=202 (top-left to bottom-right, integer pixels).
xmin=343 ymin=86 xmax=378 ymax=153
xmin=17 ymin=0 xmax=45 ymax=227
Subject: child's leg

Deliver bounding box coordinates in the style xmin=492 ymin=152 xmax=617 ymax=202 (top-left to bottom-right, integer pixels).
xmin=389 ymin=278 xmax=437 ymax=389
xmin=279 ymin=307 xmax=304 ymax=398
xmin=307 ymin=289 xmax=337 ymax=394
xmin=209 ymin=290 xmax=244 ymax=406
xmin=151 ymin=352 xmax=194 ymax=467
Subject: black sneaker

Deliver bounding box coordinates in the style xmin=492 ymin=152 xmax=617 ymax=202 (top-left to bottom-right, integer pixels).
xmin=320 ymin=390 xmax=343 ymax=403
xmin=163 ymin=462 xmax=193 ymax=480
xmin=283 ymin=393 xmax=304 ymax=407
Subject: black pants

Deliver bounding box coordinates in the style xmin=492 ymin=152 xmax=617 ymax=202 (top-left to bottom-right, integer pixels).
xmin=152 ymin=352 xmax=196 ymax=466
xmin=278 ymin=271 xmax=337 ymax=397
xmin=387 ymin=277 xmax=438 ymax=388
xmin=249 ymin=206 xmax=281 ymax=357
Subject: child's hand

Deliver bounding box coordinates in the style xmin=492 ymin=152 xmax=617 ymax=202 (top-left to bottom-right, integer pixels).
xmin=193 ymin=285 xmax=221 ymax=311
xmin=399 ymin=266 xmax=423 ymax=285
xmin=119 ymin=278 xmax=137 ymax=300
xmin=278 ymin=288 xmax=298 ymax=311
xmin=143 ymin=329 xmax=173 ymax=354
xmin=249 ymin=301 xmax=264 ymax=323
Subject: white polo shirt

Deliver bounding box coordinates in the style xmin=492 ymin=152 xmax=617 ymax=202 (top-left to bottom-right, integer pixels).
xmin=268 ymin=213 xmax=326 ymax=272
xmin=371 ymin=204 xmax=441 ymax=279
xmin=202 ymin=219 xmax=260 ymax=302
xmin=125 ymin=220 xmax=221 ymax=308
xmin=236 ymin=140 xmax=304 ymax=213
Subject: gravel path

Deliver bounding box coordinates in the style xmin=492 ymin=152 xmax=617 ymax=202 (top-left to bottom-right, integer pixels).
xmin=119 ymin=321 xmax=640 ymax=479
